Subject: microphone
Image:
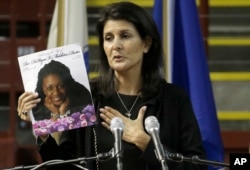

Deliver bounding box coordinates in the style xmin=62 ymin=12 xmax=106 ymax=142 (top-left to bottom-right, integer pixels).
xmin=110 ymin=117 xmax=124 ymax=170
xmin=145 ymin=116 xmax=168 ymax=170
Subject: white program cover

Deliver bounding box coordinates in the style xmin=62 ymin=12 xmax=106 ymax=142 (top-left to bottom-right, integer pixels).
xmin=18 ymin=44 xmax=97 ymax=136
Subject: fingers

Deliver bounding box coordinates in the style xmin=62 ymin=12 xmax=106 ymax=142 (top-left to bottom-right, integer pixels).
xmin=99 ymin=110 xmax=111 ymax=131
xmin=101 ymin=121 xmax=111 ymax=131
xmin=100 ymin=106 xmax=122 ymax=121
xmin=99 ymin=106 xmax=122 ymax=130
xmin=137 ymin=106 xmax=147 ymax=121
xmin=100 ymin=106 xmax=147 ymax=125
xmin=17 ymin=92 xmax=40 ymax=121
xmin=59 ymin=97 xmax=70 ymax=113
xmin=18 ymin=92 xmax=39 ymax=112
xmin=20 ymin=112 xmax=30 ymax=121
xmin=99 ymin=107 xmax=112 ymax=124
xmin=17 ymin=92 xmax=29 ymax=114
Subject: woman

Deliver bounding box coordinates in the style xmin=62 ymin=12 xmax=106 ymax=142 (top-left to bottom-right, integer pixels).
xmin=18 ymin=2 xmax=207 ymax=170
xmin=32 ymin=60 xmax=92 ymax=121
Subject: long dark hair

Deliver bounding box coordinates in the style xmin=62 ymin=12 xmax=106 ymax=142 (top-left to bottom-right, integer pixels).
xmin=95 ymin=1 xmax=165 ymax=98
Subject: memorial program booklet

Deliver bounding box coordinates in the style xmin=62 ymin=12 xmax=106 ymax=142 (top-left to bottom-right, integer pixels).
xmin=18 ymin=44 xmax=97 ymax=136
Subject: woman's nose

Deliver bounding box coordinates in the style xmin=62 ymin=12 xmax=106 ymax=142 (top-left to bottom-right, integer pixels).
xmin=113 ymin=38 xmax=122 ymax=50
xmin=52 ymin=87 xmax=60 ymax=95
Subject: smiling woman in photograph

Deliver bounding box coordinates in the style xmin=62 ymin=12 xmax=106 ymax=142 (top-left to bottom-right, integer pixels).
xmin=31 ymin=60 xmax=92 ymax=121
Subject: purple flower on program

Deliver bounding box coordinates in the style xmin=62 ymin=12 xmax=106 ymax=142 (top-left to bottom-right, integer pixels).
xmin=65 ymin=117 xmax=74 ymax=124
xmin=71 ymin=112 xmax=81 ymax=122
xmin=79 ymin=113 xmax=87 ymax=120
xmin=89 ymin=115 xmax=97 ymax=122
xmin=53 ymin=121 xmax=68 ymax=132
xmin=33 ymin=123 xmax=39 ymax=129
xmin=74 ymin=121 xmax=81 ymax=128
xmin=57 ymin=124 xmax=67 ymax=131
xmin=32 ymin=104 xmax=97 ymax=136
xmin=34 ymin=128 xmax=49 ymax=136
xmin=49 ymin=121 xmax=58 ymax=132
xmin=38 ymin=120 xmax=47 ymax=127
xmin=82 ymin=105 xmax=95 ymax=115
xmin=80 ymin=119 xmax=88 ymax=127
xmin=68 ymin=123 xmax=74 ymax=129
xmin=59 ymin=117 xmax=69 ymax=125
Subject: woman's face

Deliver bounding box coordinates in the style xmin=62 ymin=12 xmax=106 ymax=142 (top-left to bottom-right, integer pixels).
xmin=42 ymin=74 xmax=67 ymax=106
xmin=103 ymin=19 xmax=151 ymax=73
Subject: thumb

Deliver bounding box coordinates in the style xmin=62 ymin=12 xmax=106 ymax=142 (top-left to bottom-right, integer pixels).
xmin=137 ymin=106 xmax=147 ymax=122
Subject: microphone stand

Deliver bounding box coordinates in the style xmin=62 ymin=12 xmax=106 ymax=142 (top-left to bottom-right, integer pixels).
xmin=3 ymin=152 xmax=112 ymax=170
xmin=160 ymin=160 xmax=168 ymax=170
xmin=167 ymin=152 xmax=230 ymax=168
xmin=8 ymin=158 xmax=87 ymax=170
xmin=110 ymin=148 xmax=123 ymax=170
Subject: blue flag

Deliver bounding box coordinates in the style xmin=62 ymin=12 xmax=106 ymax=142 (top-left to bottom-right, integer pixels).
xmin=153 ymin=0 xmax=163 ymax=38
xmin=153 ymin=0 xmax=224 ymax=169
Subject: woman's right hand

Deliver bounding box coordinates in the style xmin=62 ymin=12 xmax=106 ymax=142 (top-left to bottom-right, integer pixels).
xmin=44 ymin=96 xmax=70 ymax=116
xmin=17 ymin=92 xmax=41 ymax=121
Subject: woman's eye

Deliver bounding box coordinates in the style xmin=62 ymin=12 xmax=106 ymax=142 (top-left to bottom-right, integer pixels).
xmin=47 ymin=86 xmax=53 ymax=91
xmin=58 ymin=84 xmax=65 ymax=89
xmin=122 ymin=34 xmax=129 ymax=38
xmin=104 ymin=35 xmax=112 ymax=41
xmin=122 ymin=33 xmax=131 ymax=39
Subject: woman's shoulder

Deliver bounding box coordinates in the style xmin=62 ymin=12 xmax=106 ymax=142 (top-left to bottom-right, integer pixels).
xmin=159 ymin=78 xmax=189 ymax=97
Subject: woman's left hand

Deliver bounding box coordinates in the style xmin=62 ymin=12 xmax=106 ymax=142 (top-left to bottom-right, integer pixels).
xmin=99 ymin=106 xmax=150 ymax=151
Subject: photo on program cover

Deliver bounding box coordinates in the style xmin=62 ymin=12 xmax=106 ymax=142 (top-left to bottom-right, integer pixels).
xmin=18 ymin=44 xmax=97 ymax=136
